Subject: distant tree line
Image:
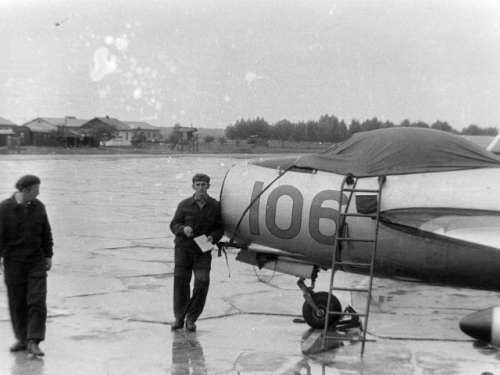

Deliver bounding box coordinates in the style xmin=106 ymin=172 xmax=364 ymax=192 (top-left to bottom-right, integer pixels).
xmin=224 ymin=115 xmax=498 ymax=145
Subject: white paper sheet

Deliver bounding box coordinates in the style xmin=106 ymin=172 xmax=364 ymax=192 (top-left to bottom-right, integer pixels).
xmin=194 ymin=235 xmax=214 ymax=252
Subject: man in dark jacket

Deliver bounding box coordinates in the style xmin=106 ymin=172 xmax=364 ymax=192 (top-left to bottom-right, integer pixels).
xmin=0 ymin=175 xmax=53 ymax=356
xmin=170 ymin=173 xmax=224 ymax=331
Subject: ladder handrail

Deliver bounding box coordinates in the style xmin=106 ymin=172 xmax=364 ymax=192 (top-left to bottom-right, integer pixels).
xmin=322 ymin=174 xmax=357 ymax=348
xmin=321 ymin=174 xmax=385 ymax=356
xmin=360 ymin=175 xmax=385 ymax=355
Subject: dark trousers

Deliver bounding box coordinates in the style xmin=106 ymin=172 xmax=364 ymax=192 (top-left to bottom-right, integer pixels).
xmin=173 ymin=247 xmax=211 ymax=323
xmin=3 ymin=257 xmax=47 ymax=342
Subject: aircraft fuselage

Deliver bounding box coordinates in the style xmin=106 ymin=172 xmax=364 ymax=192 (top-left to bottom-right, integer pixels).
xmin=220 ymin=160 xmax=500 ymax=291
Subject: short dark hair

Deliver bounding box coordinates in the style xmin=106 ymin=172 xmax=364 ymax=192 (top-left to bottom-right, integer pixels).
xmin=192 ymin=173 xmax=210 ymax=184
xmin=15 ymin=175 xmax=41 ymax=191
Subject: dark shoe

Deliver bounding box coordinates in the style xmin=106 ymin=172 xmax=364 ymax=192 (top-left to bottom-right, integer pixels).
xmin=171 ymin=319 xmax=184 ymax=330
xmin=9 ymin=341 xmax=27 ymax=352
xmin=186 ymin=321 xmax=197 ymax=331
xmin=27 ymin=340 xmax=45 ymax=357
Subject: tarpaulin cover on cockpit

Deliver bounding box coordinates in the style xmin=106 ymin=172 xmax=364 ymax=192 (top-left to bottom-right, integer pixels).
xmin=293 ymin=127 xmax=500 ymax=176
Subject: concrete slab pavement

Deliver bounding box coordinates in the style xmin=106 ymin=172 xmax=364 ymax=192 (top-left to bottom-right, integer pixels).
xmin=0 ymin=155 xmax=499 ymax=374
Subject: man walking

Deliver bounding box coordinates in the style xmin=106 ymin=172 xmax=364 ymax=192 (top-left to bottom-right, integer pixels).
xmin=170 ymin=173 xmax=224 ymax=331
xmin=0 ymin=175 xmax=53 ymax=356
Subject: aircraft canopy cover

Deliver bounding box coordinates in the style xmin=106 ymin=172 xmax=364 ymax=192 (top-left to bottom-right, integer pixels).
xmin=293 ymin=127 xmax=500 ymax=176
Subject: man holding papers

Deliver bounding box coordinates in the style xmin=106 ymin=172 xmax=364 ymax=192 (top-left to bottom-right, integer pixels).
xmin=170 ymin=173 xmax=224 ymax=331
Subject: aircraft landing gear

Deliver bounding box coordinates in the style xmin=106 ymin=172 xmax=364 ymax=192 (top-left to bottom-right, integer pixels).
xmin=298 ymin=277 xmax=342 ymax=329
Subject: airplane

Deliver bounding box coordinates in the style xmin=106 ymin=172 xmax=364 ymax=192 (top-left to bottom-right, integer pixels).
xmin=217 ymin=127 xmax=500 ymax=346
xmin=487 ymin=132 xmax=500 ymax=154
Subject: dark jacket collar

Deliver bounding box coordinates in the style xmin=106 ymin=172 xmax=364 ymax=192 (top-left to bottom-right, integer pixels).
xmin=190 ymin=194 xmax=214 ymax=205
xmin=8 ymin=194 xmax=38 ymax=208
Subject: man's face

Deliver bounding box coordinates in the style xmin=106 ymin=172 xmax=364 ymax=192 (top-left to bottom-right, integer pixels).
xmin=24 ymin=184 xmax=40 ymax=202
xmin=192 ymin=180 xmax=209 ymax=198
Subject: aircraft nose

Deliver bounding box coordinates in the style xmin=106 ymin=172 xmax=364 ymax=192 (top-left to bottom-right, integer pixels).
xmin=459 ymin=306 xmax=500 ymax=346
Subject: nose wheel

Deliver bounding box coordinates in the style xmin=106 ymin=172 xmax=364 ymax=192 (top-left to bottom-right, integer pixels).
xmin=298 ymin=277 xmax=342 ymax=329
xmin=302 ymin=291 xmax=342 ymax=329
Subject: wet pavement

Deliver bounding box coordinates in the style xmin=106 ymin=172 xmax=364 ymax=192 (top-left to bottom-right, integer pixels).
xmin=0 ymin=154 xmax=499 ymax=375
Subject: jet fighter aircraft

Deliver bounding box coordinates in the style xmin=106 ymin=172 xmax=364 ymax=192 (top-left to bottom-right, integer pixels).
xmin=218 ymin=127 xmax=500 ymax=344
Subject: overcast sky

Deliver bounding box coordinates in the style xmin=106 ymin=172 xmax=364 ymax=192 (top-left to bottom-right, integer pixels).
xmin=1 ymin=0 xmax=499 ymax=130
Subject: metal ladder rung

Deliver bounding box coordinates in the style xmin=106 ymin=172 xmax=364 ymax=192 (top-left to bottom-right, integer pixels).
xmin=326 ymin=311 xmax=367 ymax=317
xmin=333 ymin=261 xmax=373 ymax=268
xmin=339 ymin=212 xmax=376 ymax=218
xmin=342 ymin=188 xmax=380 ymax=193
xmin=336 ymin=237 xmax=375 ymax=243
xmin=323 ymin=335 xmax=376 ymax=343
xmin=330 ymin=286 xmax=370 ymax=293
xmin=324 ymin=335 xmax=360 ymax=342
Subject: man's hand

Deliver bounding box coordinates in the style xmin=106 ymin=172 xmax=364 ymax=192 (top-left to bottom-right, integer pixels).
xmin=183 ymin=226 xmax=194 ymax=237
xmin=45 ymin=257 xmax=52 ymax=271
xmin=207 ymin=235 xmax=214 ymax=244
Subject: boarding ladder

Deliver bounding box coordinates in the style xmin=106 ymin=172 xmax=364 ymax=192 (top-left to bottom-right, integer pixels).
xmin=321 ymin=174 xmax=386 ymax=355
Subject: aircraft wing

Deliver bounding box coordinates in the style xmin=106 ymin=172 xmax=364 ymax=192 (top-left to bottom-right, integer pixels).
xmin=418 ymin=216 xmax=500 ymax=249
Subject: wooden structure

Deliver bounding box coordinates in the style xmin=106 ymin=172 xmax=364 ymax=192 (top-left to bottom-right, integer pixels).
xmin=171 ymin=126 xmax=198 ymax=151
xmin=0 ymin=129 xmax=15 ymax=147
xmin=81 ymin=116 xmax=132 ymax=146
xmin=16 ymin=117 xmax=87 ymax=147
xmin=124 ymin=121 xmax=162 ymax=143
